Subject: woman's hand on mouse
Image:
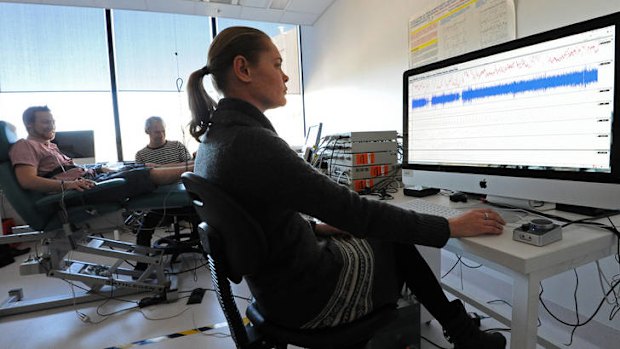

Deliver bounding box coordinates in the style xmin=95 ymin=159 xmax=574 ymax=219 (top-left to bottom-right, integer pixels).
xmin=448 ymin=209 xmax=505 ymax=237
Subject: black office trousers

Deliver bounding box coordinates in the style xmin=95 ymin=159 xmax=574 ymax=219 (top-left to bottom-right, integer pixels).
xmin=370 ymin=239 xmax=453 ymax=326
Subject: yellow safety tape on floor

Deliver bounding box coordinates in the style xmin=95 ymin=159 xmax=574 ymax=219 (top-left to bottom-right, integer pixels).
xmin=103 ymin=318 xmax=250 ymax=349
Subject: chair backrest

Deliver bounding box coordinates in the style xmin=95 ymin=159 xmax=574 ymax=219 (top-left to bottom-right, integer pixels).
xmin=181 ymin=172 xmax=269 ymax=348
xmin=0 ymin=121 xmax=55 ymax=230
xmin=181 ymin=172 xmax=268 ymax=283
xmin=182 ymin=172 xmax=401 ymax=349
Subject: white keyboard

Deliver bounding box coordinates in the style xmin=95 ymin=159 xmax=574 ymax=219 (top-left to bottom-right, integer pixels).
xmin=401 ymin=198 xmax=525 ymax=223
xmin=400 ymin=198 xmax=463 ymax=218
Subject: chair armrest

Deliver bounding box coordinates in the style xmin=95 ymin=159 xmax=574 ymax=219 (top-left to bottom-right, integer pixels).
xmin=35 ymin=178 xmax=126 ymax=208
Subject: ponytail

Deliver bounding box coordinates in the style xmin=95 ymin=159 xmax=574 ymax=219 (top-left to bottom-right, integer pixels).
xmin=187 ymin=66 xmax=217 ymax=142
xmin=188 ymin=26 xmax=271 ymax=142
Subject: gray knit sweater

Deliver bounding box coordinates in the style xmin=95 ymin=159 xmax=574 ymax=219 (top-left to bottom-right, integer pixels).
xmin=194 ymin=98 xmax=450 ymax=328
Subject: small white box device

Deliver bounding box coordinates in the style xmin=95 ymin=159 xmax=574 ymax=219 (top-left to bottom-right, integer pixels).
xmin=513 ymin=218 xmax=562 ymax=246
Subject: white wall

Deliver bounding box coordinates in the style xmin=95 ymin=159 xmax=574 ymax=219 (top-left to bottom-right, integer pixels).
xmin=300 ymin=0 xmax=620 ymax=343
xmin=301 ymin=0 xmax=437 ymax=136
xmin=301 ymin=0 xmax=620 ymax=135
xmin=516 ymin=0 xmax=620 ymax=37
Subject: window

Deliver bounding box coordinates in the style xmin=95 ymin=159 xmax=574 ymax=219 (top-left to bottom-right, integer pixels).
xmin=0 ymin=3 xmax=116 ymax=161
xmin=217 ymin=18 xmax=305 ymax=146
xmin=113 ymin=10 xmax=213 ymax=160
xmin=0 ymin=3 xmax=306 ymax=162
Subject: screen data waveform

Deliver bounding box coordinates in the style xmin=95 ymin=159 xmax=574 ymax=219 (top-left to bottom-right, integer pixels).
xmin=411 ymin=67 xmax=599 ymax=109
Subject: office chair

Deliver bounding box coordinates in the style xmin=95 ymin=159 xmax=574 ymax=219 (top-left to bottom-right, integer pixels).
xmin=181 ymin=172 xmax=398 ymax=349
xmin=127 ymin=195 xmax=202 ymax=263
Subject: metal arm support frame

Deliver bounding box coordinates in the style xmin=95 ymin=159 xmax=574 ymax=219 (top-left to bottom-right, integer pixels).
xmin=0 ymin=210 xmax=179 ymax=318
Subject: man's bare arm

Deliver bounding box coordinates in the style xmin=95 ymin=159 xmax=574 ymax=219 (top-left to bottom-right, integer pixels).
xmin=14 ymin=165 xmax=95 ymax=192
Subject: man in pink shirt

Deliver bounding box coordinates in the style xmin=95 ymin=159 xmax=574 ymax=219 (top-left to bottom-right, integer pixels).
xmin=9 ymin=106 xmax=191 ymax=201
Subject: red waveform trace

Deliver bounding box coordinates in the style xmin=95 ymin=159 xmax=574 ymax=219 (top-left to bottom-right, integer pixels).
xmin=410 ymin=41 xmax=605 ymax=93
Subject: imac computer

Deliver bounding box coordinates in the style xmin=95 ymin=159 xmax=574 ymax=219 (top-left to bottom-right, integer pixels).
xmin=52 ymin=130 xmax=96 ymax=165
xmin=402 ymin=12 xmax=620 ymax=211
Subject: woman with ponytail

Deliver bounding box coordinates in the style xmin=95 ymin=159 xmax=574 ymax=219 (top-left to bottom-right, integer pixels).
xmin=187 ymin=26 xmax=506 ymax=349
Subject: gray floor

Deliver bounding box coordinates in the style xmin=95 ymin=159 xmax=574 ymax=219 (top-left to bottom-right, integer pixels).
xmin=0 ymin=228 xmax=507 ymax=349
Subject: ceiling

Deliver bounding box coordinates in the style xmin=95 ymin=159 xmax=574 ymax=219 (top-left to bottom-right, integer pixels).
xmin=0 ymin=0 xmax=337 ymax=25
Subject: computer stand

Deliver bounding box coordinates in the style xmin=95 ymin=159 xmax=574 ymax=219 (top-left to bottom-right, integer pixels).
xmin=486 ymin=195 xmax=556 ymax=211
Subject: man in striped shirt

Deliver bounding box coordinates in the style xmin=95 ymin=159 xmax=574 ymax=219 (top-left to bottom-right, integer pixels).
xmin=135 ymin=116 xmax=193 ymax=165
xmin=133 ymin=116 xmax=197 ymax=271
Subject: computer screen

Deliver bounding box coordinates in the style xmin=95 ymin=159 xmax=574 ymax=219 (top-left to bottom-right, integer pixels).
xmin=52 ymin=130 xmax=95 ymax=164
xmin=403 ymin=12 xmax=620 ymax=210
xmin=302 ymin=123 xmax=323 ymax=162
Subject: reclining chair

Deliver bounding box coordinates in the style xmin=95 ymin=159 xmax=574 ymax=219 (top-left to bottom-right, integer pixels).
xmin=0 ymin=121 xmax=195 ymax=317
xmin=181 ymin=172 xmax=399 ymax=349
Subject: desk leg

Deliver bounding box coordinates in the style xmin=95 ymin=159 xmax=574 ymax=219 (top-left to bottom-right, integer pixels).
xmin=511 ymin=272 xmax=540 ymax=349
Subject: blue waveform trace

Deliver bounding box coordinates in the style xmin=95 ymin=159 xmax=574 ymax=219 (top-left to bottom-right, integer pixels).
xmin=431 ymin=92 xmax=460 ymax=105
xmin=412 ymin=98 xmax=429 ymax=108
xmin=411 ymin=68 xmax=599 ymax=110
xmin=462 ymin=68 xmax=598 ymax=102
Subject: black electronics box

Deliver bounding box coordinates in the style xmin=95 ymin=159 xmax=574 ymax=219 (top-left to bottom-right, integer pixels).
xmin=368 ymin=300 xmax=421 ymax=349
xmin=404 ymin=187 xmax=440 ymax=198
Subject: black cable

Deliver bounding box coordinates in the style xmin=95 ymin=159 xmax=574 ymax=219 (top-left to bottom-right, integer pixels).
xmin=366 ymin=164 xmax=401 ymax=197
xmin=460 ymin=259 xmax=483 ymax=269
xmin=96 ymin=303 xmax=140 ymax=317
xmin=531 ymin=216 xmax=620 ymax=345
xmin=561 ymin=214 xmax=620 ymax=239
xmin=565 ymin=269 xmax=580 ymax=346
xmin=484 ymin=200 xmax=620 ymax=232
xmin=487 ymin=299 xmax=511 ymax=307
xmin=483 ymin=327 xmax=512 ymax=333
xmin=326 ymin=136 xmax=341 ymax=181
xmin=233 ymin=294 xmax=253 ymax=302
xmin=441 ymin=254 xmax=483 ymax=279
xmin=610 ymin=304 xmax=620 ymax=321
xmin=609 ymin=217 xmax=620 ymax=264
xmin=539 ymin=277 xmax=620 ymax=335
xmin=63 ymin=279 xmax=140 ymax=304
xmin=487 ymin=298 xmax=541 ymax=327
xmin=179 ymin=287 xmax=215 ymax=294
xmin=441 ymin=255 xmax=462 ymax=279
xmin=165 ymin=262 xmax=209 ymax=275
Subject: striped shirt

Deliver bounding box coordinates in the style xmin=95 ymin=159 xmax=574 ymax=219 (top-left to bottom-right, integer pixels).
xmin=135 ymin=140 xmax=191 ymax=165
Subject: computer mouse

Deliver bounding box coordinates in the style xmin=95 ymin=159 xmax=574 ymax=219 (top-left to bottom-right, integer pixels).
xmin=449 ymin=192 xmax=468 ymax=203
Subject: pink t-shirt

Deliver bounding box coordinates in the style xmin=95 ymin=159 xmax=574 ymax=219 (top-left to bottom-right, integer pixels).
xmin=9 ymin=138 xmax=87 ymax=181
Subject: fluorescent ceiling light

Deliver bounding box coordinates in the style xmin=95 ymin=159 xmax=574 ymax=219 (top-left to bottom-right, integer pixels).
xmin=269 ymin=0 xmax=290 ymax=10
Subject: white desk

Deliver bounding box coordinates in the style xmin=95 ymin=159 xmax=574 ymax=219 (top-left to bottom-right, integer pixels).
xmin=388 ymin=190 xmax=618 ymax=349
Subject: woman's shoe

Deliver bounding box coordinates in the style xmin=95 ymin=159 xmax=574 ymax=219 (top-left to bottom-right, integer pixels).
xmin=442 ymin=300 xmax=506 ymax=349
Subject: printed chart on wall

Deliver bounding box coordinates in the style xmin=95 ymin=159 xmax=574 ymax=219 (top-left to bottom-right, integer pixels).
xmin=409 ymin=0 xmax=516 ymax=68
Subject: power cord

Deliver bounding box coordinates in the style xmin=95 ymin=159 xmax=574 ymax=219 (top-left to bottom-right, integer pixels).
xmin=441 ymin=254 xmax=483 ymax=279
xmin=539 ymin=272 xmax=620 ymax=346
